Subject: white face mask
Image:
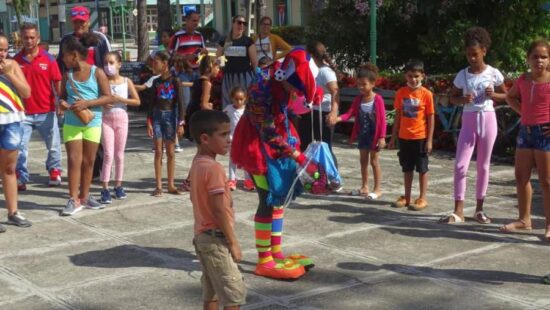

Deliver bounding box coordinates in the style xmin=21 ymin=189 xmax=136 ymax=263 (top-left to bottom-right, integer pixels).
xmin=104 ymin=64 xmax=118 ymax=76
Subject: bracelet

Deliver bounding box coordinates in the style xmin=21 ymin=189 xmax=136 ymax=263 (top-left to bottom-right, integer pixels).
xmin=178 ymin=120 xmax=185 ymax=126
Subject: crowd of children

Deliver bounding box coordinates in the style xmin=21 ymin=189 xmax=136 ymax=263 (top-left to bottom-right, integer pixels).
xmin=0 ymin=21 xmax=549 ymax=307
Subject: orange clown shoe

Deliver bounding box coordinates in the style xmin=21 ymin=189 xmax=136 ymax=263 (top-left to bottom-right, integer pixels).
xmin=254 ymin=260 xmax=306 ymax=280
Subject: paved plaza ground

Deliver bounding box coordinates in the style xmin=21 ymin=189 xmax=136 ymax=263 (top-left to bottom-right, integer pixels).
xmin=0 ymin=112 xmax=548 ymax=310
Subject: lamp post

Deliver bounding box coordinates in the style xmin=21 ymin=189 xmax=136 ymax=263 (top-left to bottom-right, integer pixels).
xmin=109 ymin=0 xmax=134 ymax=61
xmin=369 ymin=0 xmax=377 ymax=65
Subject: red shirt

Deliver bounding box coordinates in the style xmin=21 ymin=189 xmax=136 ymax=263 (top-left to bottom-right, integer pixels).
xmin=169 ymin=30 xmax=205 ymax=69
xmin=14 ymin=48 xmax=62 ymax=114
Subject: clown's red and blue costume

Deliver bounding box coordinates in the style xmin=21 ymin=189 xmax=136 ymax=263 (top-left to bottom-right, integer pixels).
xmin=231 ymin=49 xmax=320 ymax=280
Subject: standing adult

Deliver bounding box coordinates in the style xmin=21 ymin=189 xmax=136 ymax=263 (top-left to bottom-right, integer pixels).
xmin=168 ymin=11 xmax=206 ymax=72
xmin=216 ymin=15 xmax=258 ymax=108
xmin=57 ymin=6 xmax=112 ymax=179
xmin=0 ymin=33 xmax=32 ymax=232
xmin=14 ymin=23 xmax=63 ymax=191
xmin=300 ymin=41 xmax=339 ymax=165
xmin=253 ymin=16 xmax=292 ymax=65
xmin=57 ymin=6 xmax=111 ymax=72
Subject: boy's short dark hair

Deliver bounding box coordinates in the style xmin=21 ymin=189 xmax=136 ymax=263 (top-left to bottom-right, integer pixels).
xmin=190 ymin=110 xmax=230 ymax=143
xmin=404 ymin=59 xmax=425 ymax=73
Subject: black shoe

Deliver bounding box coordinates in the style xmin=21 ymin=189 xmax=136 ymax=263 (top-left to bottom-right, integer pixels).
xmin=7 ymin=212 xmax=32 ymax=227
xmin=0 ymin=223 xmax=5 ymax=233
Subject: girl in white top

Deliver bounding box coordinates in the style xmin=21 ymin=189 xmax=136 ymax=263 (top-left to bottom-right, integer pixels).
xmin=99 ymin=52 xmax=140 ymax=204
xmin=223 ymin=86 xmax=254 ymax=191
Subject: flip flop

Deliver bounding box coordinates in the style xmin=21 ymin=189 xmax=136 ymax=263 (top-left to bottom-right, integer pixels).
xmin=473 ymin=211 xmax=491 ymax=224
xmin=438 ymin=212 xmax=464 ymax=224
xmin=350 ymin=189 xmax=369 ymax=197
xmin=499 ymin=219 xmax=532 ymax=232
xmin=168 ymin=188 xmax=182 ymax=195
xmin=366 ymin=193 xmax=381 ymax=200
xmin=151 ymin=188 xmax=163 ymax=197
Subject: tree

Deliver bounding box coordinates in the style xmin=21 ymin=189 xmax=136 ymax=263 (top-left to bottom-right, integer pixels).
xmin=137 ymin=0 xmax=149 ymax=61
xmin=307 ymin=0 xmax=550 ymax=73
xmin=12 ymin=0 xmax=31 ymax=28
xmin=156 ymin=0 xmax=172 ymax=37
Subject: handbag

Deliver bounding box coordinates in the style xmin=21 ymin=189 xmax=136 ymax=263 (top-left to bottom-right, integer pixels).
xmin=67 ymin=75 xmax=96 ymax=125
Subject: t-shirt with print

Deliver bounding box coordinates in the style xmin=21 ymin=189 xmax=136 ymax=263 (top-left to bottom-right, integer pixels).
xmin=453 ymin=65 xmax=504 ymax=112
xmin=219 ymin=35 xmax=254 ymax=74
xmin=314 ymin=66 xmax=337 ymax=112
xmin=189 ymin=155 xmax=234 ymax=235
xmin=394 ymin=86 xmax=434 ymax=140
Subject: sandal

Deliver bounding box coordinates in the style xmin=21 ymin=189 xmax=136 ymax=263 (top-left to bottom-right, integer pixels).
xmin=409 ymin=198 xmax=428 ymax=211
xmin=350 ymin=189 xmax=369 ymax=197
xmin=151 ymin=188 xmax=163 ymax=197
xmin=393 ymin=196 xmax=408 ymax=208
xmin=473 ymin=211 xmax=491 ymax=224
xmin=438 ymin=212 xmax=464 ymax=224
xmin=167 ymin=187 xmax=182 ymax=195
xmin=179 ymin=179 xmax=191 ymax=192
xmin=499 ymin=219 xmax=532 ymax=232
xmin=366 ymin=192 xmax=381 ymax=200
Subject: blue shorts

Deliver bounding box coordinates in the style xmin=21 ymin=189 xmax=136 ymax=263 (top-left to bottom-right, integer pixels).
xmin=152 ymin=110 xmax=176 ymax=141
xmin=0 ymin=122 xmax=22 ymax=150
xmin=516 ymin=124 xmax=550 ymax=152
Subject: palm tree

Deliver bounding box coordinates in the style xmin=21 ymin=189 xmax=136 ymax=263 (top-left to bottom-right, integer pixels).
xmin=156 ymin=0 xmax=172 ymax=38
xmin=137 ymin=0 xmax=149 ymax=61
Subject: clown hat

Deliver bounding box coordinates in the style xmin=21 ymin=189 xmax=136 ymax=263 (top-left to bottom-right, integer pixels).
xmin=274 ymin=48 xmax=322 ymax=106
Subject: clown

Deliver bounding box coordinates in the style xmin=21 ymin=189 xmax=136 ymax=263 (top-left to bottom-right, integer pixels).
xmin=231 ymin=48 xmax=321 ymax=280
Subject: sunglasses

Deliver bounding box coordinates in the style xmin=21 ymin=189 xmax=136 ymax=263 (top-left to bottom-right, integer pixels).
xmin=235 ymin=20 xmax=248 ymax=26
xmin=71 ymin=11 xmax=88 ymax=17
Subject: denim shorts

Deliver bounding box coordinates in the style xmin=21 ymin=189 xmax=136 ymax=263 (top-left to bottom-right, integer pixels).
xmin=152 ymin=110 xmax=176 ymax=141
xmin=0 ymin=122 xmax=22 ymax=150
xmin=516 ymin=124 xmax=550 ymax=152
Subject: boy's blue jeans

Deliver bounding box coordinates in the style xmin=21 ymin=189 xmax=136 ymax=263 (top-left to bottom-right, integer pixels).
xmin=16 ymin=112 xmax=62 ymax=183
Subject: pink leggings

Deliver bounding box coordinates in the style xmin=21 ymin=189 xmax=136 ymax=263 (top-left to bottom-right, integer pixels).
xmin=101 ymin=111 xmax=129 ymax=183
xmin=454 ymin=111 xmax=497 ymax=201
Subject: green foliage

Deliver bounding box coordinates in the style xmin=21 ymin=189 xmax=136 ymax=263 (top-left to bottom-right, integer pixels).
xmin=12 ymin=0 xmax=31 ymax=27
xmin=271 ymin=26 xmax=306 ymax=45
xmin=306 ymin=0 xmax=550 ymax=73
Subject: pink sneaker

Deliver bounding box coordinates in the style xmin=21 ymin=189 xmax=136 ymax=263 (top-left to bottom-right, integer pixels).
xmin=227 ymin=180 xmax=237 ymax=191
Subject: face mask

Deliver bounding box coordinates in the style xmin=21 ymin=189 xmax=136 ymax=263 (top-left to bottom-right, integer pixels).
xmin=104 ymin=64 xmax=118 ymax=76
xmin=407 ymin=81 xmax=422 ymax=89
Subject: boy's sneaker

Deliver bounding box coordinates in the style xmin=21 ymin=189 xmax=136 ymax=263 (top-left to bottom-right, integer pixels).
xmin=7 ymin=212 xmax=32 ymax=227
xmin=0 ymin=223 xmax=5 ymax=233
xmin=100 ymin=189 xmax=112 ymax=204
xmin=227 ymin=180 xmax=237 ymax=191
xmin=82 ymin=195 xmax=105 ymax=210
xmin=61 ymin=198 xmax=83 ymax=216
xmin=243 ymin=179 xmax=255 ymax=191
xmin=114 ymin=186 xmax=127 ymax=199
xmin=48 ymin=168 xmax=62 ymax=186
xmin=175 ymin=145 xmax=183 ymax=153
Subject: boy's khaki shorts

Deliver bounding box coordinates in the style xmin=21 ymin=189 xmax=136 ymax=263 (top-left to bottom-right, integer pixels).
xmin=193 ymin=232 xmax=246 ymax=306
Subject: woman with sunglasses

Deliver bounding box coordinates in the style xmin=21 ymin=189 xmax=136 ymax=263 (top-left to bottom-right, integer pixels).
xmin=253 ymin=16 xmax=292 ymax=66
xmin=216 ymin=15 xmax=258 ymax=108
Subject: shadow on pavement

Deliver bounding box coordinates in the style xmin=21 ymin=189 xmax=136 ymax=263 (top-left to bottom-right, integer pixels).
xmin=69 ymin=245 xmax=200 ymax=271
xmin=338 ymin=261 xmax=542 ymax=285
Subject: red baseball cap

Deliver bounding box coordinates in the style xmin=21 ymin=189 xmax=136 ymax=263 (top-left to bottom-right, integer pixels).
xmin=71 ymin=6 xmax=90 ymax=22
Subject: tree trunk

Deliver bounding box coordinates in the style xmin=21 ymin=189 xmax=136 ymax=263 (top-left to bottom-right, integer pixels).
xmin=137 ymin=0 xmax=149 ymax=61
xmin=156 ymin=0 xmax=172 ymax=38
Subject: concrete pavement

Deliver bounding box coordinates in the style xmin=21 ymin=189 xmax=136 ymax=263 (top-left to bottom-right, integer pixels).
xmin=0 ymin=111 xmax=548 ymax=310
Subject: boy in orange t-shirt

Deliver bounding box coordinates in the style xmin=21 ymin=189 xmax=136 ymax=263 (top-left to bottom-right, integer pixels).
xmin=189 ymin=110 xmax=246 ymax=309
xmin=389 ymin=60 xmax=435 ymax=211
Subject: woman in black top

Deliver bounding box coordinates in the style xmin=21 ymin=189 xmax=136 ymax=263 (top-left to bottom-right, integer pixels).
xmin=216 ymin=15 xmax=258 ymax=108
